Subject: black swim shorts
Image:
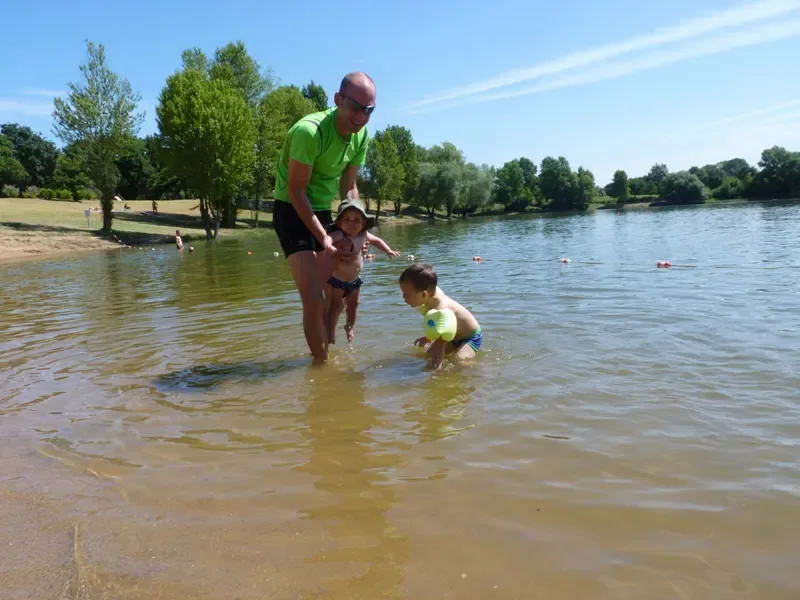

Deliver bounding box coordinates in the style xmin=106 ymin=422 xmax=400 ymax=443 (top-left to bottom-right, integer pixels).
xmin=273 ymin=200 xmax=333 ymax=258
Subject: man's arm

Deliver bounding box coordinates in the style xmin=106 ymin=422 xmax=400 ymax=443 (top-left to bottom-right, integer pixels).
xmin=365 ymin=232 xmax=400 ymax=256
xmin=339 ymin=164 xmax=359 ymax=202
xmin=288 ymin=159 xmax=329 ymax=246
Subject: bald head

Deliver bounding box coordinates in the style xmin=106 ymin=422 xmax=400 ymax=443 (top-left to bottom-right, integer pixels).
xmin=339 ymin=72 xmax=375 ymax=96
xmin=334 ymin=71 xmax=376 ymax=135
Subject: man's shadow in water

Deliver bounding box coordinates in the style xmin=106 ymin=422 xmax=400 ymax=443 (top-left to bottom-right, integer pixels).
xmin=153 ymin=357 xmax=311 ymax=393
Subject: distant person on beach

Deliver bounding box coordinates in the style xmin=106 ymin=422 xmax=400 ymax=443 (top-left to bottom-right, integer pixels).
xmin=272 ymin=71 xmax=376 ymax=363
xmin=152 ymin=200 xmax=159 ymax=215
xmin=326 ymin=199 xmax=400 ymax=345
xmin=399 ymin=263 xmax=483 ymax=371
xmin=175 ymin=229 xmax=184 ymax=251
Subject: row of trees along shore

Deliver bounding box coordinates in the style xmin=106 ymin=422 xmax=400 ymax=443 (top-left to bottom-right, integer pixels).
xmin=1 ymin=40 xmax=799 ymax=237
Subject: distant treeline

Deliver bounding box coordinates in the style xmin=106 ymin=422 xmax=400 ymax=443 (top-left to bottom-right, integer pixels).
xmin=1 ymin=39 xmax=798 ymax=237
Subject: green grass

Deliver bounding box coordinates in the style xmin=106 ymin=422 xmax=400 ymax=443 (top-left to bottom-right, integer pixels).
xmin=0 ymin=198 xmax=274 ymax=244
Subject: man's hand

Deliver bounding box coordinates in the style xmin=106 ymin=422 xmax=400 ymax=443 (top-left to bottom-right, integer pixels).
xmin=387 ymin=249 xmax=401 ymax=258
xmin=413 ymin=336 xmax=430 ymax=348
xmin=321 ymin=234 xmax=337 ymax=257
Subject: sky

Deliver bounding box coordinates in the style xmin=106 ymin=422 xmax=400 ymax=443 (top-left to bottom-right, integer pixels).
xmin=2 ymin=0 xmax=800 ymax=184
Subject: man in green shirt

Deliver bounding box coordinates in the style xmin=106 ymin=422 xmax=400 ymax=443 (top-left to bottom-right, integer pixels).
xmin=273 ymin=72 xmax=376 ymax=362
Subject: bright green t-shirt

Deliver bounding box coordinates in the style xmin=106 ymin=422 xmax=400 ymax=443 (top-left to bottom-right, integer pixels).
xmin=273 ymin=108 xmax=369 ymax=211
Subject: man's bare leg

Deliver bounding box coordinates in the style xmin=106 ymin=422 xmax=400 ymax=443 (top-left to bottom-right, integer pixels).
xmin=287 ymin=250 xmax=327 ymax=362
xmin=326 ymin=287 xmax=346 ymax=345
xmin=343 ymin=289 xmax=360 ymax=344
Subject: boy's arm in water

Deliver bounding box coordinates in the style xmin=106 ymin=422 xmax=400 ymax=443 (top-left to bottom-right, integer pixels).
xmin=365 ymin=232 xmax=400 ymax=257
xmin=426 ymin=338 xmax=447 ymax=370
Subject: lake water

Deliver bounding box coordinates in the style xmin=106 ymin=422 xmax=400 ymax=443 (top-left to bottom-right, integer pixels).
xmin=2 ymin=202 xmax=799 ymax=599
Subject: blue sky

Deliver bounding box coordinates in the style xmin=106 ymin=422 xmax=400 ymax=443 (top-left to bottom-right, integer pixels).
xmin=2 ymin=0 xmax=800 ymax=184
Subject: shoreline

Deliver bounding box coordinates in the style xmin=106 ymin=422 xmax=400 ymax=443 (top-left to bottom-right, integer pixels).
xmin=1 ymin=197 xmax=793 ymax=266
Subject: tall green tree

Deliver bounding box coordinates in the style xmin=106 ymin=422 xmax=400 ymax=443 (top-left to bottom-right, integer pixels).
xmin=749 ymin=146 xmax=800 ymax=199
xmin=415 ymin=162 xmax=442 ymax=217
xmin=540 ymin=156 xmax=576 ymax=210
xmin=456 ymin=162 xmax=492 ymax=216
xmin=645 ymin=163 xmax=669 ymax=195
xmin=252 ymin=85 xmax=316 ymax=221
xmin=207 ymin=42 xmax=275 ymax=226
xmin=609 ymin=169 xmax=630 ymax=203
xmin=116 ymin=137 xmax=156 ymax=199
xmin=436 ymin=161 xmax=462 ymax=218
xmin=0 ymin=123 xmax=59 ymax=187
xmin=50 ymin=141 xmax=94 ymax=200
xmin=365 ymin=131 xmax=405 ymax=221
xmin=383 ymin=125 xmax=418 ymax=213
xmin=571 ymin=166 xmax=595 ymax=210
xmin=427 ymin=141 xmax=465 ymax=166
xmin=209 ymin=41 xmax=275 ymax=109
xmin=52 ymin=40 xmax=144 ymax=232
xmin=301 ymin=80 xmax=328 ymax=112
xmin=0 ymin=134 xmax=28 ymax=187
xmin=494 ymin=160 xmax=525 ymax=209
xmin=157 ymin=68 xmax=256 ymax=239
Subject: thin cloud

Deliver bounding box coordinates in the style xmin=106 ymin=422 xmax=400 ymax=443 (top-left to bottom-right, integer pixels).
xmin=408 ymin=18 xmax=800 ymax=114
xmin=20 ymin=87 xmax=65 ymax=98
xmin=0 ymin=100 xmax=54 ymax=117
xmin=667 ymin=98 xmax=800 ymax=138
xmin=406 ymin=0 xmax=800 ymax=112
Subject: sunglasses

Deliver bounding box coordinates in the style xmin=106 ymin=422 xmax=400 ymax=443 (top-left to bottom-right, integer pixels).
xmin=342 ymin=94 xmax=376 ymax=116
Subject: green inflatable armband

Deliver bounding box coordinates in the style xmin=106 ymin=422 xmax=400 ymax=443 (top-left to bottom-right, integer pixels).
xmin=422 ymin=309 xmax=457 ymax=342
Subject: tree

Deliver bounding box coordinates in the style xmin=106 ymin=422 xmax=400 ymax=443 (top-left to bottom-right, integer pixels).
xmin=516 ymin=157 xmax=540 ymax=206
xmin=383 ymin=125 xmax=418 ymax=213
xmin=571 ymin=166 xmax=595 ymax=210
xmin=435 ymin=161 xmax=462 ymax=218
xmin=252 ymin=85 xmax=316 ymax=221
xmin=365 ymin=131 xmax=404 ymax=221
xmin=717 ymin=158 xmax=756 ymax=181
xmin=749 ymin=146 xmax=800 ymax=199
xmin=494 ymin=160 xmax=525 ymax=210
xmin=689 ymin=164 xmax=724 ymax=191
xmin=209 ymin=41 xmax=275 ymax=109
xmin=0 ymin=134 xmax=28 ymax=187
xmin=415 ymin=162 xmax=442 ymax=217
xmin=50 ymin=142 xmax=94 ymax=200
xmin=301 ymin=80 xmax=328 ymax=112
xmin=207 ymin=42 xmax=275 ymax=227
xmin=0 ymin=124 xmax=59 ymax=187
xmin=539 ymin=156 xmax=575 ymax=210
xmin=456 ymin=163 xmax=492 ymax=216
xmin=661 ymin=171 xmax=708 ymax=205
xmin=116 ymin=137 xmax=156 ymax=199
xmin=629 ymin=176 xmax=653 ymax=196
xmin=52 ymin=40 xmax=144 ymax=233
xmin=427 ymin=142 xmax=465 ymax=166
xmin=143 ymin=134 xmax=182 ymax=199
xmin=609 ymin=169 xmax=630 ymax=203
xmin=645 ymin=163 xmax=669 ymax=195
xmin=157 ymin=68 xmax=256 ymax=239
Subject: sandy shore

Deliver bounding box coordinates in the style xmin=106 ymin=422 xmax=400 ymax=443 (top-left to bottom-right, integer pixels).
xmin=0 ymin=229 xmax=126 ymax=264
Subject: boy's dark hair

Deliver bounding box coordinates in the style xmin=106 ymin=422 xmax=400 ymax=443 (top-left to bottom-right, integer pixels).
xmin=399 ymin=263 xmax=437 ymax=292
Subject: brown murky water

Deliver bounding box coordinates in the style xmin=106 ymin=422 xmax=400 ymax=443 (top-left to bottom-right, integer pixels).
xmin=2 ymin=202 xmax=800 ymax=599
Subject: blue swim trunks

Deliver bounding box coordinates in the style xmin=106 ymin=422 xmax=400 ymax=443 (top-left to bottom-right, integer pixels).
xmin=451 ymin=327 xmax=482 ymax=353
xmin=328 ymin=275 xmax=363 ymax=298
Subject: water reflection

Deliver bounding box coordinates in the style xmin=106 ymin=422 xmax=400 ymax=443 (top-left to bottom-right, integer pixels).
xmin=295 ymin=367 xmax=410 ymax=598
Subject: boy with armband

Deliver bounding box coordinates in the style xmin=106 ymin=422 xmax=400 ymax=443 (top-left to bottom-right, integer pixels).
xmin=398 ymin=263 xmax=482 ymax=370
